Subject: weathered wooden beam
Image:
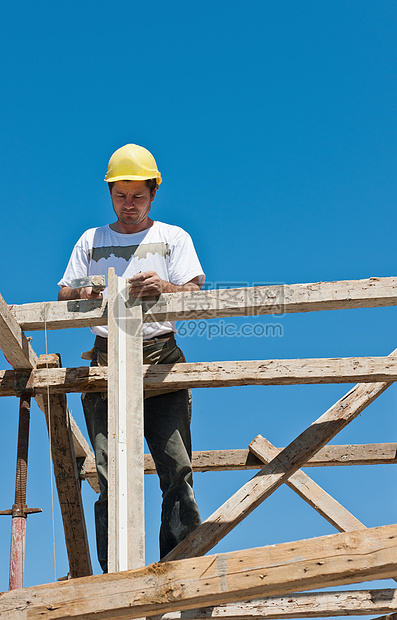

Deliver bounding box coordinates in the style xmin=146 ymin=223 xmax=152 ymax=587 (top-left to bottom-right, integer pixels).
xmin=81 ymin=443 xmax=397 ymax=485
xmin=147 ymin=589 xmax=397 ymax=620
xmin=371 ymin=614 xmax=397 ymax=620
xmin=0 ymin=293 xmax=38 ymax=369
xmin=108 ymin=270 xmax=145 ymax=573
xmin=250 ymin=435 xmax=366 ymax=533
xmin=70 ymin=418 xmax=99 ymax=492
xmin=3 ymin=356 xmax=397 ymax=396
xmin=180 ymin=443 xmax=397 ymax=472
xmin=10 ymin=276 xmax=397 ymax=331
xmin=31 ymin=357 xmax=99 ymax=495
xmin=35 ymin=395 xmax=98 ymax=494
xmin=2 ymin=523 xmax=397 ymax=620
xmin=37 ymin=355 xmax=92 ymax=578
xmin=250 ymin=437 xmax=397 ymax=582
xmin=142 ymin=356 xmax=397 ymax=388
xmin=164 ymin=351 xmax=395 ymax=561
xmin=11 ymin=297 xmax=108 ymax=331
xmin=0 ymin=296 xmax=96 ymax=497
xmin=0 ymin=297 xmax=97 ymax=496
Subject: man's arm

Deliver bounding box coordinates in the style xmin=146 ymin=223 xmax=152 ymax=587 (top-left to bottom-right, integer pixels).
xmin=58 ymin=273 xmax=200 ymax=301
xmin=58 ymin=286 xmax=103 ymax=301
xmin=129 ymin=272 xmax=201 ymax=297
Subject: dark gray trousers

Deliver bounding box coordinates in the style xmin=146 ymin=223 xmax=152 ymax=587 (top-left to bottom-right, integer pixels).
xmin=82 ymin=338 xmax=201 ymax=573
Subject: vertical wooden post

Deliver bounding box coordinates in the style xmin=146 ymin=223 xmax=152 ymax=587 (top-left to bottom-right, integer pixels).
xmin=108 ymin=268 xmax=145 ymax=573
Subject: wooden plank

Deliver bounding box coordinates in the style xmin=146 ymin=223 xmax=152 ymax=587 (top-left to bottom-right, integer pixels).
xmin=293 ymin=442 xmax=397 ymax=468
xmin=147 ymin=589 xmax=397 ymax=620
xmin=10 ymin=276 xmax=397 ymax=331
xmin=37 ymin=355 xmax=92 ymax=578
xmin=68 ymin=412 xmax=95 ymax=460
xmin=2 ymin=523 xmax=397 ymax=620
xmin=164 ymin=352 xmax=396 ymax=561
xmin=67 ymin=412 xmax=99 ymax=491
xmin=140 ymin=356 xmax=397 ymax=387
xmin=0 ymin=300 xmax=97 ymax=499
xmin=249 ymin=435 xmax=366 ymax=533
xmin=81 ymin=442 xmax=397 ymax=489
xmin=108 ymin=269 xmax=145 ymax=573
xmin=81 ymin=443 xmax=397 ymax=481
xmin=33 ymin=369 xmax=99 ymax=494
xmin=35 ymin=393 xmax=98 ymax=493
xmin=3 ymin=356 xmax=397 ymax=396
xmin=12 ymin=297 xmax=108 ymax=331
xmin=183 ymin=443 xmax=397 ymax=472
xmin=0 ymin=293 xmax=38 ymax=368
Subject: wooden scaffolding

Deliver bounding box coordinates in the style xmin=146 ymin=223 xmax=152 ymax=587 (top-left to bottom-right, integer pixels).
xmin=0 ymin=274 xmax=396 ymax=618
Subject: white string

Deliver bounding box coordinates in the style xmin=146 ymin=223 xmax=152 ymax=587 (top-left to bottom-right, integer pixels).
xmin=44 ymin=301 xmax=57 ymax=582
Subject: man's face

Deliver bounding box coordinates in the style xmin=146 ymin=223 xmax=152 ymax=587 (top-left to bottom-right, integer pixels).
xmin=110 ymin=180 xmax=156 ymax=232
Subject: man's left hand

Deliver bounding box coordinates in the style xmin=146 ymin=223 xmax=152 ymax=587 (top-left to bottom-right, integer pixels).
xmin=129 ymin=271 xmax=165 ymax=297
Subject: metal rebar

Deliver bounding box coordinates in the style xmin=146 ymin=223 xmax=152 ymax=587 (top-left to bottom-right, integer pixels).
xmin=9 ymin=394 xmax=31 ymax=591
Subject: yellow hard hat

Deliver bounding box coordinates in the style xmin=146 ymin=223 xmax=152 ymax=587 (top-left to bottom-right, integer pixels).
xmin=105 ymin=144 xmax=162 ymax=185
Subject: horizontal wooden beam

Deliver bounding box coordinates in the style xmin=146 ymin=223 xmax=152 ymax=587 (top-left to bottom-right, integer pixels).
xmin=142 ymin=356 xmax=397 ymax=388
xmin=1 ymin=356 xmax=397 ymax=397
xmin=10 ymin=276 xmax=397 ymax=331
xmin=149 ymin=588 xmax=397 ymax=620
xmin=80 ymin=442 xmax=397 ymax=488
xmin=2 ymin=523 xmax=397 ymax=620
xmin=183 ymin=443 xmax=397 ymax=472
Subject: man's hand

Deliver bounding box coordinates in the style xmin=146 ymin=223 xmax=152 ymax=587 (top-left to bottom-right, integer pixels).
xmin=129 ymin=271 xmax=165 ymax=297
xmin=79 ymin=286 xmax=103 ymax=300
xmin=58 ymin=286 xmax=103 ymax=301
xmin=129 ymin=272 xmax=202 ymax=297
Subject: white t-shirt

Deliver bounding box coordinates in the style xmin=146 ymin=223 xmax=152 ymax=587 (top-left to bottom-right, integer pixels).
xmin=58 ymin=221 xmax=205 ymax=339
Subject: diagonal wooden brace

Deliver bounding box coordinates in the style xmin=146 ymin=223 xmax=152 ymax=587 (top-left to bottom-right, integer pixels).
xmin=163 ymin=347 xmax=397 ymax=561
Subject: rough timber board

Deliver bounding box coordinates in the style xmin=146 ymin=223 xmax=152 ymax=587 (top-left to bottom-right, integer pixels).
xmin=10 ymin=276 xmax=397 ymax=331
xmin=45 ymin=392 xmax=92 ymax=577
xmin=2 ymin=523 xmax=397 ymax=620
xmin=250 ymin=435 xmax=365 ymax=533
xmin=37 ymin=355 xmax=92 ymax=578
xmin=3 ymin=356 xmax=397 ymax=396
xmin=164 ymin=360 xmax=394 ymax=561
xmin=0 ymin=301 xmax=92 ymax=573
xmin=34 ymin=358 xmax=98 ymax=491
xmin=251 ymin=438 xmax=397 ymax=588
xmin=82 ymin=441 xmax=397 ymax=489
xmin=148 ymin=589 xmax=397 ymax=620
xmin=0 ymin=289 xmax=97 ymax=495
xmin=141 ymin=443 xmax=397 ymax=473
xmin=108 ymin=269 xmax=145 ymax=572
xmin=34 ymin=390 xmax=98 ymax=493
xmin=81 ymin=443 xmax=397 ymax=486
xmin=0 ymin=293 xmax=38 ymax=369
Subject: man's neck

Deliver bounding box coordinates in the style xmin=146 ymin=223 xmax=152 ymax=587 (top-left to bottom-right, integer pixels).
xmin=109 ymin=218 xmax=154 ymax=234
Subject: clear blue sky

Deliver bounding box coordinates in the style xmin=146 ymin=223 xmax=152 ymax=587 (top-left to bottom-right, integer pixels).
xmin=0 ymin=0 xmax=396 ymax=599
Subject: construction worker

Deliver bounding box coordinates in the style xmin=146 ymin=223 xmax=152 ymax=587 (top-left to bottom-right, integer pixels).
xmin=58 ymin=144 xmax=203 ymax=572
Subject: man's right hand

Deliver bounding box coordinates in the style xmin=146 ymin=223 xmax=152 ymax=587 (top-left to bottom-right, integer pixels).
xmin=58 ymin=286 xmax=103 ymax=301
xmin=79 ymin=286 xmax=103 ymax=300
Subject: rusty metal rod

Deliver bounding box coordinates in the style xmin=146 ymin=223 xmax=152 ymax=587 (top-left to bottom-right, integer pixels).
xmin=0 ymin=394 xmax=42 ymax=590
xmin=9 ymin=394 xmax=31 ymax=590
